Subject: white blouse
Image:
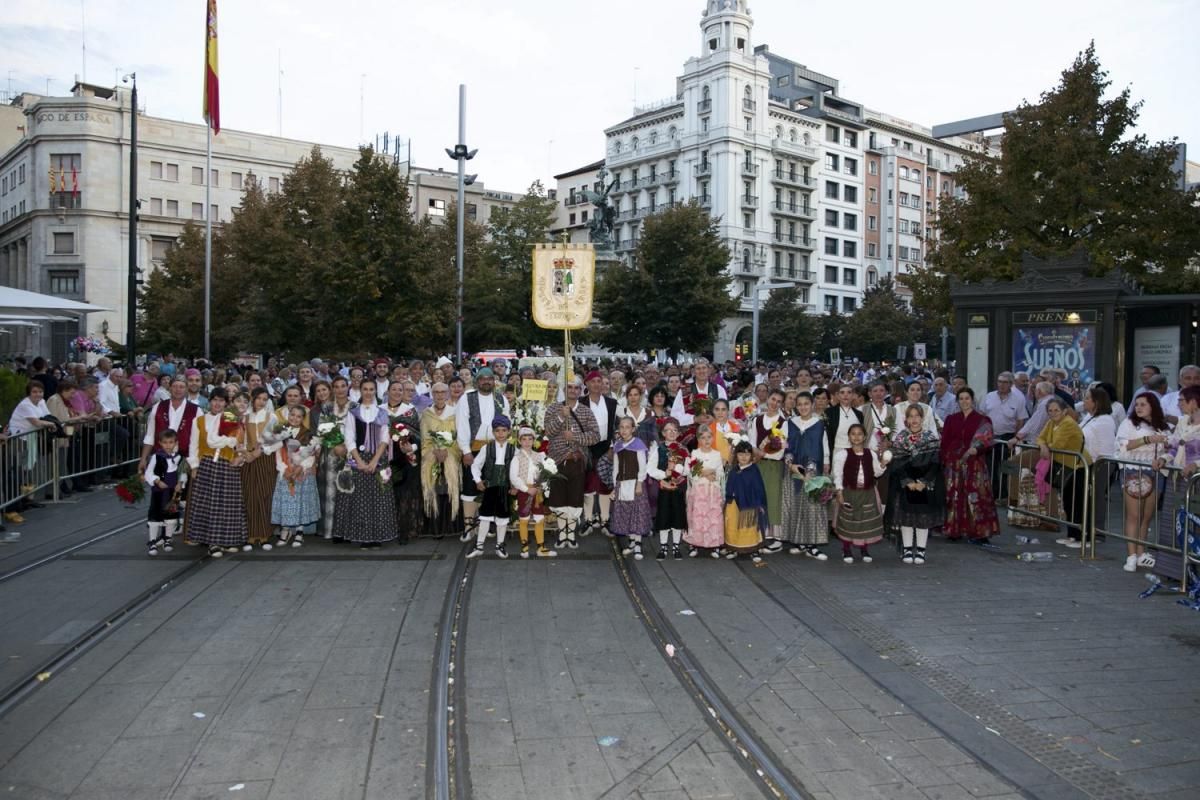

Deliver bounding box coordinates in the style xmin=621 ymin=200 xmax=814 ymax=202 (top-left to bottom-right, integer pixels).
xmin=1115 ymin=418 xmax=1166 ymax=466
xmin=689 ymin=447 xmax=724 ymax=488
xmin=344 ymin=403 xmax=382 ymax=453
xmin=1078 ymin=413 xmax=1118 ymax=462
xmin=610 ymin=442 xmax=649 ymax=501
xmin=831 ymin=448 xmax=886 ymax=491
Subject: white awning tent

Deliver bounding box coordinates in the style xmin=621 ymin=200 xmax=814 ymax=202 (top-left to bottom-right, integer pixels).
xmin=0 ymin=286 xmax=111 ymax=316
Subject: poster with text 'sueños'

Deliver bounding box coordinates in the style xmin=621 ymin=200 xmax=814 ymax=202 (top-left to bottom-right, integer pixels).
xmin=531 ymin=243 xmax=595 ymax=330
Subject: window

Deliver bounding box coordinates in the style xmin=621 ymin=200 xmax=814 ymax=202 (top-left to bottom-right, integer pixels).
xmin=900 ymin=166 xmax=909 ymax=180
xmin=149 ymin=197 xmax=162 ymax=215
xmin=742 ymin=250 xmax=751 ymax=271
xmin=911 ymin=245 xmax=921 ymax=260
xmin=825 ymin=265 xmax=838 ymax=283
xmin=151 ymin=238 xmax=175 ymax=263
xmin=3 ymin=176 xmax=8 ymax=194
xmin=899 ymin=246 xmax=910 ymax=260
xmin=18 ymin=164 xmax=24 ymax=184
xmin=868 ymin=268 xmax=878 ymax=286
xmin=899 ymin=220 xmax=909 ymax=234
xmin=825 ymin=153 xmax=839 ymax=172
xmin=844 ymin=158 xmax=857 ymax=176
xmin=824 ymin=238 xmax=839 ymax=256
xmin=887 ymin=244 xmax=894 ymax=259
xmin=581 ymin=210 xmax=588 ymax=222
xmin=843 ymin=213 xmax=857 ymax=231
xmin=151 ymin=161 xmax=163 ymax=179
xmin=191 ymin=202 xmax=204 ymax=220
xmin=824 ymin=209 xmax=839 ymax=227
xmin=912 ymin=169 xmax=921 ymax=182
xmin=825 ymin=295 xmax=837 ymax=312
xmin=777 ymin=75 xmax=790 ymax=87
xmin=826 ymin=125 xmax=840 ymax=143
xmin=787 ymin=253 xmax=796 ymax=276
xmin=210 ymin=204 xmax=218 ymax=221
xmin=927 ymin=175 xmax=933 ymax=189
xmin=842 ymin=241 xmax=857 ymax=258
xmin=742 ymin=281 xmax=752 ymax=298
xmin=52 ymin=232 xmax=75 ymax=254
xmin=466 ymin=203 xmax=478 ymax=221
xmin=868 ymin=160 xmax=878 ymax=175
xmin=269 ymin=177 xmax=280 ymax=193
xmin=887 ymin=189 xmax=894 ymax=204
xmin=49 ymin=153 xmax=82 ymax=208
xmin=192 ymin=166 xmax=204 ymax=185
xmin=942 ymin=180 xmax=949 ymax=192
xmin=164 ymin=163 xmax=178 ymax=181
xmin=737 ymin=37 xmax=746 ymax=51
xmin=709 ymin=38 xmax=718 ymax=51
xmin=844 ymin=131 xmax=857 ymax=149
xmin=232 ymin=172 xmax=243 ymax=189
xmin=773 ymin=252 xmax=781 ymax=274
xmin=701 ymin=117 xmax=709 ymax=132
xmin=668 ymin=126 xmax=677 ymax=140
xmin=745 ymin=117 xmax=753 ymax=131
xmin=867 ymin=243 xmax=877 ymax=258
xmin=867 ymin=215 xmax=876 ymax=230
xmin=568 ymin=212 xmax=576 ymax=225
xmin=843 ymin=268 xmax=857 ymax=286
xmin=899 ymin=192 xmax=909 ymax=207
xmin=843 ymin=297 xmax=856 ymax=313
xmin=166 ymin=199 xmax=179 ymax=217
xmin=48 ymin=270 xmax=79 ymax=295
xmin=743 ymin=212 xmax=753 ymax=229
xmin=210 ymin=169 xmax=218 ymax=187
xmin=843 ymin=186 xmax=857 ymax=203
xmin=824 ymin=181 xmax=839 ymax=199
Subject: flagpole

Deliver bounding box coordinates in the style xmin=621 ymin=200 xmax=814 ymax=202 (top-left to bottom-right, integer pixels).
xmin=204 ymin=122 xmax=212 ymax=361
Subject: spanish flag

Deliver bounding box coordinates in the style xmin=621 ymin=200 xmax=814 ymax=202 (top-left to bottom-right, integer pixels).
xmin=203 ymin=0 xmax=220 ymax=134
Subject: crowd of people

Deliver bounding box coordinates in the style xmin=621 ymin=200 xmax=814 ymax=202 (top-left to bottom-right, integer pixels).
xmin=3 ymin=353 xmax=1197 ymax=573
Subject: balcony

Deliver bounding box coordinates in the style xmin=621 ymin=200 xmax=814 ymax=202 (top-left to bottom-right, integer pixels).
xmin=616 ymin=238 xmax=639 ymax=252
xmin=740 ymin=194 xmax=759 ymax=209
xmin=696 ymin=161 xmax=712 ymax=176
xmin=697 ymin=98 xmax=712 ymax=114
xmin=771 ymin=202 xmax=815 ymax=220
xmin=771 ymin=268 xmax=816 ymax=282
xmin=662 ymin=169 xmax=679 ymax=185
xmin=642 ymin=173 xmax=663 ymax=188
xmin=772 ymin=170 xmax=814 ymax=188
xmin=771 ymin=137 xmax=818 ymax=160
xmin=565 ymin=194 xmax=590 ymax=207
xmin=607 ymin=138 xmax=681 ymax=167
xmin=772 ymin=232 xmax=814 ymax=249
xmin=743 ymin=98 xmax=756 ymax=112
xmin=699 ymin=194 xmax=712 ymax=208
xmin=741 ymin=161 xmax=758 ymax=176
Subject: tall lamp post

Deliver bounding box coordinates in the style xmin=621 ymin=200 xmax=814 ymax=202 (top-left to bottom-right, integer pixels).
xmin=751 ymin=270 xmax=790 ymax=365
xmin=444 ymin=84 xmax=476 ymax=363
xmin=123 ymin=72 xmax=138 ymax=365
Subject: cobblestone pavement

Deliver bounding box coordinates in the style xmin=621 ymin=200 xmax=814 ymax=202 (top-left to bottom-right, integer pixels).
xmin=0 ymin=494 xmax=1195 ymax=799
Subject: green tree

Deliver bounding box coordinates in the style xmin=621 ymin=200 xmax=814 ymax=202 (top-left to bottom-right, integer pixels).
xmin=595 ymin=203 xmax=737 ymax=357
xmin=929 ymin=43 xmax=1200 ymax=303
xmin=485 ymin=180 xmax=560 ymax=348
xmin=757 ymin=286 xmax=819 ymax=360
xmin=818 ymin=309 xmax=845 ymax=358
xmin=844 ymin=277 xmax=921 ymax=362
xmin=423 ymin=204 xmax=498 ymax=355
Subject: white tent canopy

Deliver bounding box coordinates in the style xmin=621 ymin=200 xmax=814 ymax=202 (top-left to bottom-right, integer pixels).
xmin=0 ymin=286 xmax=110 ymax=314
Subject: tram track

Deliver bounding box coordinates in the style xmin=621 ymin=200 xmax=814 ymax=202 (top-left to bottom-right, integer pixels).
xmin=428 ymin=540 xmax=475 ymax=800
xmin=609 ymin=539 xmax=812 ymax=800
xmin=0 ymin=518 xmax=144 ymax=585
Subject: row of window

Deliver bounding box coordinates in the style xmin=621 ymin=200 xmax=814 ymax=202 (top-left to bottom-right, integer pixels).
xmin=824 ymin=153 xmax=858 ymax=177
xmin=825 ymin=295 xmax=859 ymax=314
xmin=146 ymin=197 xmax=220 ymax=222
xmin=823 ymin=237 xmax=858 ymax=259
xmin=1 ymin=201 xmax=26 ymax=224
xmin=1 ymin=164 xmax=27 ymax=196
xmin=823 ymin=181 xmax=858 ymax=204
xmin=824 ymin=209 xmax=858 ymax=231
xmin=149 ymin=162 xmax=278 ymax=193
xmin=825 ymin=125 xmax=859 ymax=150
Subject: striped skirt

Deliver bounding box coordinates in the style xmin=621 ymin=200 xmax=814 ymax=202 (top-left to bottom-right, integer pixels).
xmin=834 ymin=487 xmax=883 ymax=546
xmin=242 ymin=453 xmax=277 ymax=544
xmin=271 ymin=474 xmax=321 ymax=530
xmin=187 ymin=459 xmax=248 ymax=547
xmin=780 ymin=479 xmax=829 ymax=545
xmin=332 ymin=469 xmax=398 ymax=543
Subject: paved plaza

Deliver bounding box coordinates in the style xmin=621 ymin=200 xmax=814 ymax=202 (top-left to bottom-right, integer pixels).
xmin=0 ymin=492 xmax=1197 ymax=800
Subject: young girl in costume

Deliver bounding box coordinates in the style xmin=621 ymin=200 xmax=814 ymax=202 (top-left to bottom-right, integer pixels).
xmin=781 ymin=392 xmax=830 ymax=560
xmin=609 ymin=416 xmax=652 ymax=559
xmin=144 ymin=428 xmax=185 ymax=556
xmin=833 ymin=423 xmax=887 ymax=563
xmin=269 ymin=404 xmax=322 ymax=548
xmin=684 ymin=426 xmax=725 ymax=558
xmin=723 ymin=441 xmax=766 ymax=562
xmin=509 ymin=426 xmax=557 ymax=558
xmin=647 ymin=418 xmax=689 ymax=560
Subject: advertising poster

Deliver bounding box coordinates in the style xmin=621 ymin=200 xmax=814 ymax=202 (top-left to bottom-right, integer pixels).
xmin=1012 ymin=325 xmax=1095 ymax=386
xmin=1133 ymin=327 xmax=1180 ymax=391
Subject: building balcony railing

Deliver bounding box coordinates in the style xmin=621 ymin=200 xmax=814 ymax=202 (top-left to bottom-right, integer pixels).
xmin=771 ymin=170 xmax=813 ymax=187
xmin=771 ymin=137 xmax=818 ymax=160
xmin=740 ymin=194 xmax=759 ymax=209
xmin=697 ymin=98 xmax=712 ymax=114
xmin=642 ymin=173 xmax=663 ymax=188
xmin=699 ymin=194 xmax=711 ymax=208
xmin=772 ymin=232 xmax=814 ymax=248
xmin=616 ymin=238 xmax=639 ymax=252
xmin=770 ymin=268 xmax=816 ymax=282
xmin=606 ymin=138 xmax=681 ymax=167
xmin=743 ymin=98 xmax=757 ymax=112
xmin=565 ymin=194 xmax=590 ymax=207
xmin=696 ymin=162 xmax=712 ymax=176
xmin=663 ymin=169 xmax=679 ymax=184
xmin=741 ymin=161 xmax=758 ymax=176
xmin=771 ymin=202 xmax=814 ymax=219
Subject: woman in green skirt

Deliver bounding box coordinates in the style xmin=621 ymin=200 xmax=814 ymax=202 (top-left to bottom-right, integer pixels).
xmin=750 ymin=389 xmax=788 ymax=553
xmin=833 ymin=423 xmax=887 ymax=564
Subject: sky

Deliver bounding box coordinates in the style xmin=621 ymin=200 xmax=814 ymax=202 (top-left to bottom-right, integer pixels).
xmin=3 ymin=0 xmax=1198 ymax=192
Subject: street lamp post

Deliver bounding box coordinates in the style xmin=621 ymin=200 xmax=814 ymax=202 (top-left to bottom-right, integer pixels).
xmin=444 ymin=85 xmax=476 ymax=364
xmin=751 ymin=274 xmax=790 ymax=365
xmin=124 ymin=73 xmax=138 ymax=365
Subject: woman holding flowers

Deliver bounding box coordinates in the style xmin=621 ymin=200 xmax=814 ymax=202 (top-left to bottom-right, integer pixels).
xmin=750 ymin=388 xmax=788 ymax=553
xmin=710 ymin=398 xmax=742 ymax=465
xmin=889 ymin=405 xmax=944 ymax=564
xmin=383 ymin=380 xmax=422 ymax=544
xmin=421 ymin=381 xmax=462 ymax=538
xmin=311 ymin=376 xmax=354 ymax=540
xmin=269 ymin=403 xmax=321 ymax=547
xmin=333 ymin=379 xmax=398 ymax=548
xmin=185 ymin=389 xmax=249 ymax=557
xmin=239 ymin=388 xmax=277 ymax=550
xmin=781 ymin=392 xmax=830 ymax=559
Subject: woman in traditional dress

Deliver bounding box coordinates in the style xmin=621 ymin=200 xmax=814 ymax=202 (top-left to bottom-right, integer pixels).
xmin=889 ymin=405 xmax=944 ymax=565
xmin=311 ymin=376 xmax=354 ymax=540
xmin=638 ymin=384 xmax=672 ymax=445
xmin=333 ymin=379 xmax=398 ymax=548
xmin=710 ymin=397 xmax=742 ymax=466
xmin=239 ymin=388 xmax=277 ymax=550
xmin=750 ymin=388 xmax=788 ymax=554
xmin=684 ymin=426 xmax=725 ymax=557
xmin=185 ymin=390 xmax=249 ymax=557
xmin=382 ymin=380 xmax=422 ymax=544
xmin=269 ymin=403 xmax=321 ymax=546
xmin=939 ymin=388 xmax=1000 ymax=543
xmin=619 ymin=384 xmax=649 ymax=429
xmin=781 ymin=392 xmax=830 ymax=559
xmin=420 ymin=381 xmax=462 ymax=538
xmin=723 ymin=441 xmax=766 ymax=561
xmin=812 ymin=387 xmax=830 ymax=417
xmin=833 ymin=423 xmax=887 ymax=563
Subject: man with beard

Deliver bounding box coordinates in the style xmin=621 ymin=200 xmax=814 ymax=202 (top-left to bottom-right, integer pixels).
xmin=544 ymin=376 xmax=600 ymax=548
xmin=456 ymin=367 xmax=510 ymax=536
xmin=671 ymin=359 xmax=727 ymax=427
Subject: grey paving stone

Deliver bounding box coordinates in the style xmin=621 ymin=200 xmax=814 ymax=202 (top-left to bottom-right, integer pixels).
xmin=74 ymin=733 xmax=198 ymax=791
xmin=466 ymin=720 xmax=520 ymax=767
xmin=266 ymin=744 xmax=367 ymax=800
xmin=256 ymin=635 xmax=337 ymax=665
xmin=469 ymin=764 xmax=527 ymax=800
xmin=588 ymin=711 xmax=678 ymax=780
xmin=179 ymin=730 xmax=289 ymax=785
xmin=122 ymin=696 xmax=217 ymax=739
xmin=318 ymin=645 xmax=394 ymax=677
xmin=156 ymin=662 xmax=248 ymax=700
xmin=516 ymin=735 xmax=615 ymax=790
xmin=361 ymin=716 xmax=427 ymax=800
xmin=170 ymin=780 xmax=273 ymax=800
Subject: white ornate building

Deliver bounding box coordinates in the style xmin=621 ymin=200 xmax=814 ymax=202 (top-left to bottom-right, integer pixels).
xmin=597 ymin=0 xmax=986 ymax=362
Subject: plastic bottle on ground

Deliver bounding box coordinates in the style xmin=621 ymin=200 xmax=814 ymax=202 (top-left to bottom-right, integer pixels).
xmin=1017 ymin=552 xmax=1054 ymax=562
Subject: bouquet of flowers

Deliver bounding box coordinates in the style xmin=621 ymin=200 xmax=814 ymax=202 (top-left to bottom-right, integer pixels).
xmin=687 ymin=455 xmax=705 ymax=479
xmin=316 ymin=414 xmax=345 ymax=449
xmin=762 ymin=423 xmax=785 ymax=455
xmin=734 ymin=396 xmax=758 ymax=421
xmin=115 ymin=475 xmax=145 ymax=505
xmin=685 ymin=392 xmax=713 ymax=419
xmin=803 ymin=474 xmax=835 ymax=504
xmin=663 ymin=442 xmax=690 ymax=487
xmin=214 ymin=411 xmax=243 ymax=460
xmin=536 ymin=456 xmax=564 ymax=493
xmin=377 ymin=466 xmax=393 ymax=487
xmin=430 ymin=430 xmax=455 ymax=484
xmin=723 ymin=430 xmax=747 ymax=449
xmin=71 ymin=335 xmax=110 ymax=355
xmin=390 ymin=422 xmax=417 ymax=465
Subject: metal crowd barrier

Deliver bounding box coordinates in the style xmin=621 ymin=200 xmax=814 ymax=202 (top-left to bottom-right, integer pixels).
xmin=1 ymin=415 xmax=145 ymax=511
xmin=1183 ymin=473 xmax=1200 ymax=596
xmin=990 ymin=440 xmax=1092 ymax=556
xmin=1092 ymin=455 xmax=1188 ymax=573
